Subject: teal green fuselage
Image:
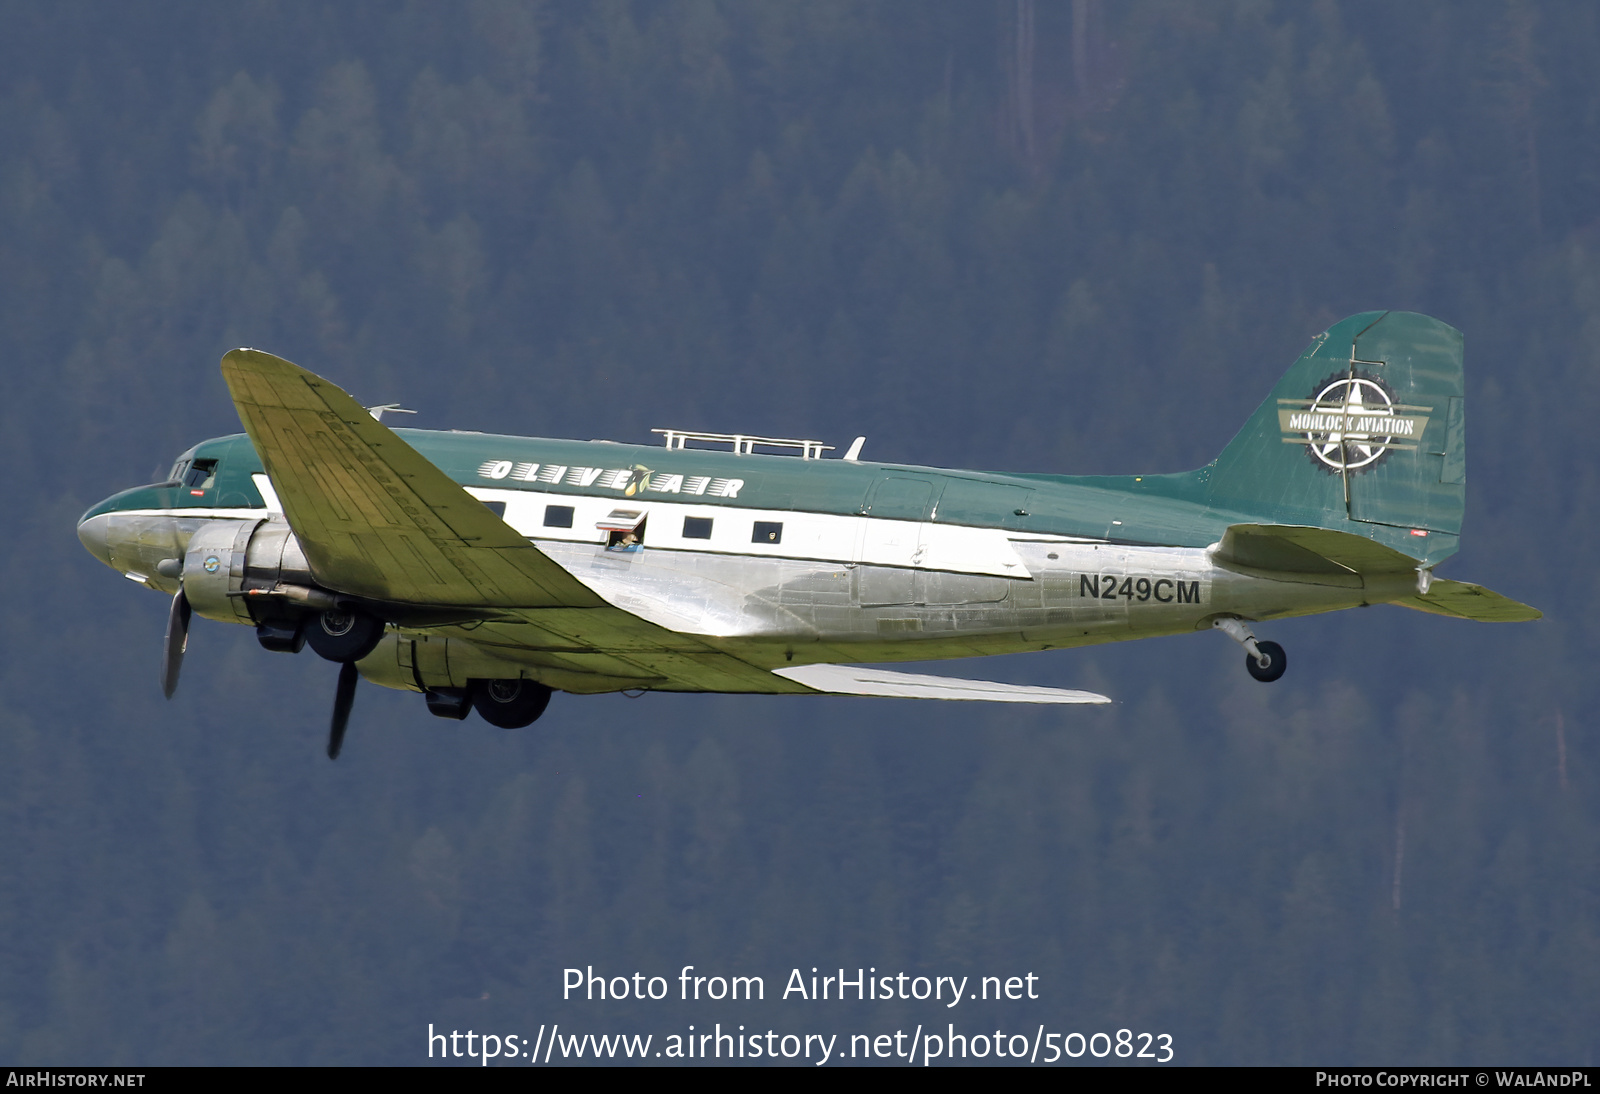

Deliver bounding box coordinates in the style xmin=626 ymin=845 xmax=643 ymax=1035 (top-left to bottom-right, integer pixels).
xmin=83 ymin=424 xmax=1460 ymax=567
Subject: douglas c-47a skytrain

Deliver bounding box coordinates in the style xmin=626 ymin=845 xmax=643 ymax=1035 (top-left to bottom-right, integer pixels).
xmin=78 ymin=312 xmax=1539 ymax=758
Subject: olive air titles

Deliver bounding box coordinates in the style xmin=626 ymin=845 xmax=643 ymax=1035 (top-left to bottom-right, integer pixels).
xmin=78 ymin=311 xmax=1538 ymax=758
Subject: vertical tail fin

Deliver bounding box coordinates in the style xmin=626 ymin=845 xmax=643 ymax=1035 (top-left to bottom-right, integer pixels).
xmin=1206 ymin=311 xmax=1465 ymax=567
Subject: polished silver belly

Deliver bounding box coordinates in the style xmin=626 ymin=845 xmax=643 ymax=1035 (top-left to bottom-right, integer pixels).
xmin=536 ymin=537 xmax=1392 ymax=660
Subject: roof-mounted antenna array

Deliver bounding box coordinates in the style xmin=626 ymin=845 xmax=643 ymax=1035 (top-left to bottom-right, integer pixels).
xmin=651 ymin=428 xmax=836 ymax=460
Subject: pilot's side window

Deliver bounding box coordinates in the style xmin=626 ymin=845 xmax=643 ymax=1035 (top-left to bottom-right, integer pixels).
xmin=544 ymin=505 xmax=574 ymax=528
xmin=683 ymin=516 xmax=713 ymax=540
xmin=752 ymin=521 xmax=783 ymax=544
xmin=183 ymin=459 xmax=218 ymax=492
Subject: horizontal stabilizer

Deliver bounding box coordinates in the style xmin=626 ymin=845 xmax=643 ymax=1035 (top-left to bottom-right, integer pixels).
xmin=1391 ymin=579 xmax=1542 ymax=622
xmin=773 ymin=664 xmax=1111 ymax=704
xmin=1216 ymin=523 xmax=1421 ymax=575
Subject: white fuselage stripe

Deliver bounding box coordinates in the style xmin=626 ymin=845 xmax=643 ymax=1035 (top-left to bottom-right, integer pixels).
xmin=464 ymin=486 xmax=1040 ymax=577
xmin=106 ymin=492 xmax=1103 ymax=580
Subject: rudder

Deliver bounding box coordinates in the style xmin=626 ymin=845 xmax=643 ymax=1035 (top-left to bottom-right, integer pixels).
xmin=1205 ymin=311 xmax=1465 ymax=568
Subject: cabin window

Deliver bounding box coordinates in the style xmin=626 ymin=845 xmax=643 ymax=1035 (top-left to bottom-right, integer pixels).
xmin=683 ymin=516 xmax=713 ymax=540
xmin=597 ymin=509 xmax=647 ymax=551
xmin=544 ymin=505 xmax=574 ymax=528
xmin=481 ymin=500 xmax=507 ymax=518
xmin=607 ymin=522 xmax=645 ymax=549
xmin=752 ymin=521 xmax=783 ymax=544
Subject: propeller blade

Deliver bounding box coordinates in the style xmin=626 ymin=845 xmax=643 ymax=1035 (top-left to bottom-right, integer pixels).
xmin=328 ymin=661 xmax=358 ymax=760
xmin=160 ymin=588 xmax=191 ymax=699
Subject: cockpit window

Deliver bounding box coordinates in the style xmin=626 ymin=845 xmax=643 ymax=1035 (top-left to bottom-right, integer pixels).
xmin=168 ymin=459 xmax=191 ymax=485
xmin=183 ymin=459 xmax=218 ymax=492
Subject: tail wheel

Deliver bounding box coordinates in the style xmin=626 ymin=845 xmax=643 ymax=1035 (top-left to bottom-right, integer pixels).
xmin=1245 ymin=640 xmax=1287 ymax=683
xmin=472 ymin=678 xmax=553 ymax=728
xmin=305 ymin=607 xmax=385 ymax=663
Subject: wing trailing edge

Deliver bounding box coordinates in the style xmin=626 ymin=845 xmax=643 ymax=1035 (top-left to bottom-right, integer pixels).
xmin=773 ymin=664 xmax=1111 ymax=704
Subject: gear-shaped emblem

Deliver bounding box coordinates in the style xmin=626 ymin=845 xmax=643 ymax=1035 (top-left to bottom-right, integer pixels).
xmin=1297 ymin=372 xmax=1399 ymax=473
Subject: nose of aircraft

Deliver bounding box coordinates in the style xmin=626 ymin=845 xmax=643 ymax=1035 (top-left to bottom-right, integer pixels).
xmin=77 ymin=510 xmax=115 ymax=570
xmin=77 ymin=487 xmax=190 ymax=584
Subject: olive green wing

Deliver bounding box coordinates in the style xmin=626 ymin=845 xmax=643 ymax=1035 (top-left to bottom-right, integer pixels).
xmin=221 ymin=348 xmax=605 ymax=609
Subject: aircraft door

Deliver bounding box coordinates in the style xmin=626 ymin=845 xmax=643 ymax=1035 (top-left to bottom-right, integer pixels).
xmin=856 ymin=476 xmax=933 ymax=606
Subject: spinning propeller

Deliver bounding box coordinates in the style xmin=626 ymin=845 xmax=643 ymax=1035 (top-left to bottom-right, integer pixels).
xmin=160 ymin=583 xmax=362 ymax=761
xmin=160 ymin=588 xmax=190 ymax=699
xmin=328 ymin=662 xmax=359 ymax=760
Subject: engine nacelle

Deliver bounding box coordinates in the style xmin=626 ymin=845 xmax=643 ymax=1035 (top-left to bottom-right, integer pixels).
xmin=357 ymin=630 xmax=532 ymax=693
xmin=180 ymin=519 xmax=538 ymax=691
xmin=182 ymin=519 xmax=261 ymax=623
xmin=243 ymin=521 xmax=315 ymax=587
xmin=181 ymin=519 xmax=324 ymax=625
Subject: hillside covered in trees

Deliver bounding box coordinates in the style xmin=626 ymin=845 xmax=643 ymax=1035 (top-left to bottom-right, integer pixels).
xmin=1 ymin=1 xmax=1595 ymax=1064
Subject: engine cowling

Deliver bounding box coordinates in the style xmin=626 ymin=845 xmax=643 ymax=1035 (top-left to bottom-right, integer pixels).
xmin=181 ymin=519 xmax=326 ymax=624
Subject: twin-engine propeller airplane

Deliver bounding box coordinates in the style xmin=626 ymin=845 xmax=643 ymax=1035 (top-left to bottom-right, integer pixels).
xmin=78 ymin=311 xmax=1538 ymax=759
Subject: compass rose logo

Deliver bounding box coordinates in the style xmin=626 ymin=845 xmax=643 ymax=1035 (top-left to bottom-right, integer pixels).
xmin=1276 ymin=371 xmax=1428 ymax=474
xmin=1302 ymin=375 xmax=1395 ymax=471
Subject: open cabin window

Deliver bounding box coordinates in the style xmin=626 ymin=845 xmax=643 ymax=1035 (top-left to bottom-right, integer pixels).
xmin=752 ymin=521 xmax=783 ymax=544
xmin=597 ymin=509 xmax=647 ymax=550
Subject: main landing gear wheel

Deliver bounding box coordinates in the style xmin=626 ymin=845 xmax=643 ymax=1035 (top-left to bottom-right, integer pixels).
xmin=305 ymin=607 xmax=384 ymax=663
xmin=1245 ymin=640 xmax=1287 ymax=682
xmin=472 ymin=678 xmax=553 ymax=728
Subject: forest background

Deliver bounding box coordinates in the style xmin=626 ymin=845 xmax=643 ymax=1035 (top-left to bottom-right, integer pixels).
xmin=0 ymin=0 xmax=1594 ymax=1065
